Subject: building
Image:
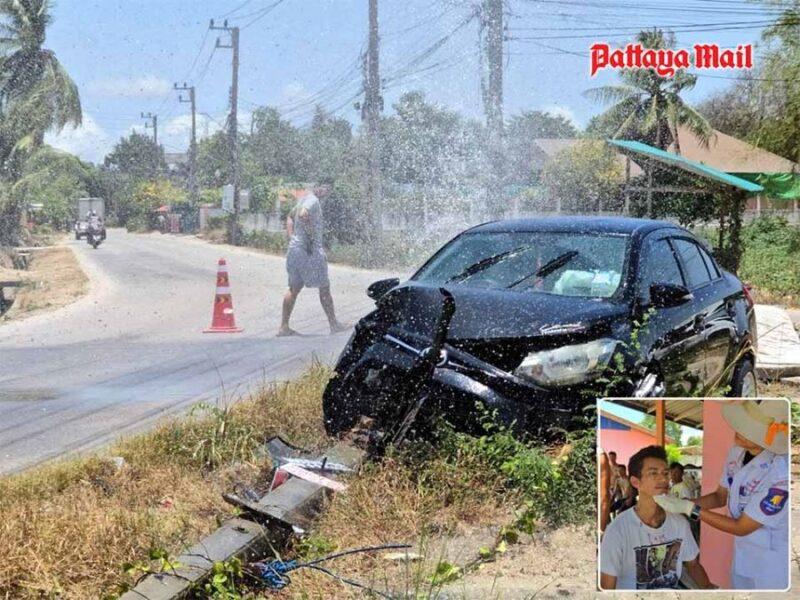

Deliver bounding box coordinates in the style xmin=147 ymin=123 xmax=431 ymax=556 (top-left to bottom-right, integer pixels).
xmin=599 ymin=409 xmax=675 ymax=468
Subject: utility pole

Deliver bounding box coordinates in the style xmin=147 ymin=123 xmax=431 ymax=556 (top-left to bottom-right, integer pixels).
xmin=210 ymin=19 xmax=241 ymax=245
xmin=481 ymin=0 xmax=504 ymax=219
xmin=175 ymin=82 xmax=198 ymax=205
xmin=141 ymin=112 xmax=158 ymax=146
xmin=362 ymin=0 xmax=383 ymax=241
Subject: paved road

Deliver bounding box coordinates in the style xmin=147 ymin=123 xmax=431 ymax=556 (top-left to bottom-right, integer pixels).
xmin=0 ymin=230 xmax=394 ymax=473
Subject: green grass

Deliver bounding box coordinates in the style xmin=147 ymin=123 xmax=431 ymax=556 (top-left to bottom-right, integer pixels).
xmin=739 ymin=216 xmax=800 ymax=303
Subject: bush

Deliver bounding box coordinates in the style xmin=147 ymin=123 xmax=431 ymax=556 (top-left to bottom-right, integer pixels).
xmin=739 ymin=216 xmax=800 ymax=298
xmin=239 ymin=230 xmax=287 ymax=254
xmin=415 ymin=417 xmax=597 ymax=529
xmin=205 ymin=215 xmax=226 ymax=230
xmin=125 ymin=215 xmax=148 ymax=233
xmin=326 ymin=231 xmax=445 ymax=269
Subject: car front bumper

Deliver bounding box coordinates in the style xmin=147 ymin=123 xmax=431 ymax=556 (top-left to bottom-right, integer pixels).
xmin=331 ymin=329 xmax=596 ymax=436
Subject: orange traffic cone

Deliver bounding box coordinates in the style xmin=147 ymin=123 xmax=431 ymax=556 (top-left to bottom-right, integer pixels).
xmin=204 ymin=258 xmax=243 ymax=333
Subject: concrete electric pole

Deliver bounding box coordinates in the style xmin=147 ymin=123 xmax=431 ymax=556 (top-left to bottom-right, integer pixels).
xmin=481 ymin=0 xmax=504 ymax=219
xmin=210 ymin=19 xmax=241 ymax=245
xmin=141 ymin=112 xmax=158 ymax=146
xmin=174 ymin=82 xmax=198 ymax=205
xmin=363 ymin=0 xmax=383 ymax=241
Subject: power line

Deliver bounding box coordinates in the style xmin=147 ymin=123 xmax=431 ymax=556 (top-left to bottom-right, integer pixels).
xmin=508 ymin=20 xmax=797 ymax=41
xmin=217 ymin=0 xmax=256 ymax=19
xmin=239 ymin=0 xmax=288 ymax=29
xmin=507 ymin=18 xmax=791 ymax=31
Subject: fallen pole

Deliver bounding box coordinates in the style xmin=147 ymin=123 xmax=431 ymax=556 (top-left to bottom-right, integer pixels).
xmin=119 ymin=441 xmax=365 ymax=600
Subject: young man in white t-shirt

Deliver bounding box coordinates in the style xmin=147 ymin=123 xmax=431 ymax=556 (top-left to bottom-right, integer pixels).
xmin=600 ymin=445 xmax=714 ymax=590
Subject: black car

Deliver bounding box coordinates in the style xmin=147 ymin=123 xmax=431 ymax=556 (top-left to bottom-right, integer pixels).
xmin=323 ymin=217 xmax=757 ymax=437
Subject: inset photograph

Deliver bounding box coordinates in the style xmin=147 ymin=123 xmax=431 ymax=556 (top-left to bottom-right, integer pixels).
xmin=598 ymin=398 xmax=791 ymax=592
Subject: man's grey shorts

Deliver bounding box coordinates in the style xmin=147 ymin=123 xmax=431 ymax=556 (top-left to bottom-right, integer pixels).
xmin=286 ymin=247 xmax=330 ymax=289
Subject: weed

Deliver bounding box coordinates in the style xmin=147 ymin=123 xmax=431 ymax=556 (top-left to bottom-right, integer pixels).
xmin=202 ymin=558 xmax=244 ymax=600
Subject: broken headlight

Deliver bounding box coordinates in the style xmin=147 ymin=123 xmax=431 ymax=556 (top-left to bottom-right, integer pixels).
xmin=513 ymin=338 xmax=618 ymax=387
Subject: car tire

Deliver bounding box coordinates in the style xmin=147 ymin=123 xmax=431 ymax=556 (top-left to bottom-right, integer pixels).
xmin=728 ymin=357 xmax=757 ymax=398
xmin=322 ymin=375 xmax=361 ymax=436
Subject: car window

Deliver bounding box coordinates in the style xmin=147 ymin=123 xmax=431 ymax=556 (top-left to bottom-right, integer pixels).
xmin=639 ymin=237 xmax=684 ymax=294
xmin=413 ymin=231 xmax=630 ymax=298
xmin=699 ymin=245 xmax=721 ymax=279
xmin=673 ymin=238 xmax=712 ymax=288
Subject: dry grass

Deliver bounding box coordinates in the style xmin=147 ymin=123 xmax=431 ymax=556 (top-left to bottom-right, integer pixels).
xmin=0 ymin=245 xmax=87 ymax=321
xmin=274 ymin=451 xmax=519 ymax=599
xmin=0 ymin=365 xmax=332 ymax=599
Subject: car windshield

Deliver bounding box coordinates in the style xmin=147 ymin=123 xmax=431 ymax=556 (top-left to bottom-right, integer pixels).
xmin=413 ymin=231 xmax=630 ymax=298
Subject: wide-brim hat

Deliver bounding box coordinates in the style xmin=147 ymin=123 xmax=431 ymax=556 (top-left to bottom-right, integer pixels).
xmin=721 ymin=400 xmax=790 ymax=455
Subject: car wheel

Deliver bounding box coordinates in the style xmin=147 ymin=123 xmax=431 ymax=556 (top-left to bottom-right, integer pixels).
xmin=322 ymin=375 xmax=362 ymax=436
xmin=728 ymin=357 xmax=757 ymax=398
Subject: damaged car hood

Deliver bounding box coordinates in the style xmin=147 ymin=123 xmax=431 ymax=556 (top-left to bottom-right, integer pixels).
xmin=380 ymin=282 xmax=629 ymax=342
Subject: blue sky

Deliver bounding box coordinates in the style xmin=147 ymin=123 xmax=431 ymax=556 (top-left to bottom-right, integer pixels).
xmin=43 ymin=0 xmax=781 ymax=162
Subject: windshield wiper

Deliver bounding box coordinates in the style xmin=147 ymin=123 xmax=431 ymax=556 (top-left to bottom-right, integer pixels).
xmin=446 ymin=246 xmax=528 ymax=284
xmin=506 ymin=250 xmax=580 ymax=289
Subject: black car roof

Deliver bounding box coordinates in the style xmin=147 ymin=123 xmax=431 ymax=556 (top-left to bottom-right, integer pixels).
xmin=466 ymin=216 xmax=679 ymax=236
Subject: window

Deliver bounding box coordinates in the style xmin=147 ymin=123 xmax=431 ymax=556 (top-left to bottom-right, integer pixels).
xmin=673 ymin=239 xmax=712 ymax=288
xmin=640 ymin=237 xmax=684 ymax=291
xmin=699 ymin=246 xmax=721 ymax=279
xmin=413 ymin=231 xmax=630 ymax=298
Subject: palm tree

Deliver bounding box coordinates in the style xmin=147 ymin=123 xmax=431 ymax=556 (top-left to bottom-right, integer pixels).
xmin=0 ymin=0 xmax=81 ymax=243
xmin=0 ymin=0 xmax=82 ymax=155
xmin=584 ymin=29 xmax=711 ymax=152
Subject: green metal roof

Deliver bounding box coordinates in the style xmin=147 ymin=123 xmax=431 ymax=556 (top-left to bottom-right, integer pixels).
xmin=609 ymin=139 xmax=764 ymax=194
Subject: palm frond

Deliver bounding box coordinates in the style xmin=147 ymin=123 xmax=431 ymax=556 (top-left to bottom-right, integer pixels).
xmin=678 ymin=103 xmax=713 ymax=148
xmin=583 ymin=84 xmax=641 ymax=105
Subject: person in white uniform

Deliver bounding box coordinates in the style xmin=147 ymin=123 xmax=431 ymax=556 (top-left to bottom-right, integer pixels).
xmin=655 ymin=400 xmax=790 ymax=590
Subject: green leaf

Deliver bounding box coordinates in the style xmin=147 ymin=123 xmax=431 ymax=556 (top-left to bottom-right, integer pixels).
xmin=429 ymin=561 xmax=462 ymax=585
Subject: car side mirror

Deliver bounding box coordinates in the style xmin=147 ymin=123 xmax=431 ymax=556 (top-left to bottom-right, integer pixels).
xmin=650 ymin=282 xmax=693 ymax=309
xmin=367 ymin=277 xmax=400 ymax=301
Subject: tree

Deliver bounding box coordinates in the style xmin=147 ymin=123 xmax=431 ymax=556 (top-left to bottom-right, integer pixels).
xmin=0 ymin=0 xmax=82 ymax=159
xmin=696 ymin=73 xmax=769 ymax=143
xmin=0 ymin=0 xmax=82 ymax=242
xmin=11 ymin=146 xmax=91 ymax=227
xmin=196 ymin=131 xmax=231 ymax=188
xmin=540 ymin=140 xmax=624 ymax=212
xmin=300 ymin=106 xmax=353 ymax=184
xmin=128 ymin=179 xmax=186 ymax=229
xmin=696 ymin=3 xmax=800 ymax=164
xmin=380 ymin=91 xmax=479 ymax=187
xmin=754 ymin=1 xmax=800 ymax=163
xmin=506 ymin=110 xmax=578 ymax=183
xmin=242 ymin=107 xmax=303 ymax=182
xmin=104 ymin=132 xmax=166 ymax=180
xmin=642 ymin=414 xmax=684 ymax=446
xmin=584 ymin=29 xmax=711 ymax=152
xmin=685 ymin=435 xmax=702 ymax=447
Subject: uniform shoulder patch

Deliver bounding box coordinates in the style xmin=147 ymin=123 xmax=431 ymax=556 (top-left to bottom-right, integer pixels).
xmin=760 ymin=487 xmax=788 ymax=516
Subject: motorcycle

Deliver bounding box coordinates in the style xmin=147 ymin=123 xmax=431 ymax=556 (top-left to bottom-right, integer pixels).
xmin=86 ymin=225 xmax=102 ymax=249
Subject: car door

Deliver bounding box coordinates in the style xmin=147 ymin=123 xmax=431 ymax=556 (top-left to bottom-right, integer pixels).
xmin=671 ymin=237 xmax=735 ymax=392
xmin=637 ymin=232 xmax=706 ymax=396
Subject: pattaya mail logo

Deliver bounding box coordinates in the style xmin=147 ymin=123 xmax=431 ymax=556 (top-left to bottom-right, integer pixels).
xmin=590 ymin=43 xmax=753 ymax=77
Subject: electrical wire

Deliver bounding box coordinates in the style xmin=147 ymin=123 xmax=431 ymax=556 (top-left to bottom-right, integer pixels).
xmin=217 ymin=0 xmax=256 ymax=20
xmin=240 ymin=0 xmax=288 ymax=30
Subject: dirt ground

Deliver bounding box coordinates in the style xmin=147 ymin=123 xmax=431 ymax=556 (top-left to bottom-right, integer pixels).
xmin=440 ymin=446 xmax=800 ymax=599
xmin=0 ymin=244 xmax=87 ymax=322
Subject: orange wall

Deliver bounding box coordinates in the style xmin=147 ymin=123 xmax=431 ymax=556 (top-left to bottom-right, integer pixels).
xmin=699 ymin=401 xmax=735 ymax=588
xmin=599 ymin=428 xmax=660 ymax=469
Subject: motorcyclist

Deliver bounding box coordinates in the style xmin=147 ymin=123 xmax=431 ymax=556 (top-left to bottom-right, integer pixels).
xmin=86 ymin=210 xmax=103 ymax=246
